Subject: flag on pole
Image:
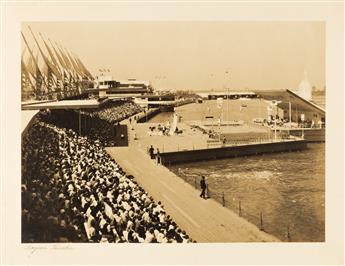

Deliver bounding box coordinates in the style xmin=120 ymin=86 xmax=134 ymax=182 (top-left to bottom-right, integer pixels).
xmin=28 ymin=26 xmax=62 ymax=80
xmin=50 ymin=39 xmax=67 ymax=71
xmin=26 ymin=54 xmax=36 ymax=78
xmin=21 ymin=31 xmax=48 ymax=94
xmin=72 ymin=53 xmax=93 ymax=79
xmin=70 ymin=53 xmax=86 ymax=78
xmin=58 ymin=45 xmax=73 ymax=71
xmin=34 ymin=53 xmax=44 ymax=94
xmin=40 ymin=33 xmax=61 ymax=75
xmin=65 ymin=48 xmax=84 ymax=77
xmin=21 ymin=57 xmax=34 ymax=91
xmin=80 ymin=59 xmax=93 ymax=79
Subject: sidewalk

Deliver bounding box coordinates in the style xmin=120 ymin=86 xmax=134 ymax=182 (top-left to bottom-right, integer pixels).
xmin=106 ymin=143 xmax=279 ymax=242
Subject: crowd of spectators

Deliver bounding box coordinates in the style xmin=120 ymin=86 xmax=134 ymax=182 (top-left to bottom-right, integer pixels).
xmin=41 ymin=100 xmax=143 ymax=146
xmin=22 ymin=109 xmax=194 ymax=243
xmin=83 ymin=100 xmax=143 ymax=124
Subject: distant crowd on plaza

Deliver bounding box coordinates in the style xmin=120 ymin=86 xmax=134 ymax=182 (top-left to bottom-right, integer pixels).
xmin=22 ymin=102 xmax=194 ymax=243
xmin=257 ymin=115 xmax=324 ymax=129
xmin=148 ymin=124 xmax=182 ymax=137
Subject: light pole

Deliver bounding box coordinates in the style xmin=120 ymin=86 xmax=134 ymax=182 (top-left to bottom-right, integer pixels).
xmin=225 ymin=70 xmax=230 ymax=133
xmin=301 ymin=113 xmax=305 ymax=139
xmin=270 ymin=100 xmax=281 ymax=141
xmin=217 ymin=97 xmax=223 ymax=142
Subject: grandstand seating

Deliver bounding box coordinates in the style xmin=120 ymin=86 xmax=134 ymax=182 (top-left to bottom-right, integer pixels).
xmin=21 ymin=101 xmax=193 ymax=243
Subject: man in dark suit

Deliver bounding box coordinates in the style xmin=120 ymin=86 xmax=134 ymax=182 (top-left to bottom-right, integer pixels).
xmin=200 ymin=176 xmax=207 ymax=199
xmin=149 ymin=145 xmax=155 ymax=159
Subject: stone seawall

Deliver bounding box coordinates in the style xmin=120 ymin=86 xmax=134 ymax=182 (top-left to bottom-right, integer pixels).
xmin=159 ymin=140 xmax=308 ymax=165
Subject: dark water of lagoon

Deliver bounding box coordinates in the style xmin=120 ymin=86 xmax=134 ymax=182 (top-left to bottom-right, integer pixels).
xmin=169 ymin=143 xmax=325 ymax=242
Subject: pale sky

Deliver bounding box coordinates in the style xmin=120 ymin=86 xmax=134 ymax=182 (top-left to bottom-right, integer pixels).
xmin=21 ymin=21 xmax=325 ymax=91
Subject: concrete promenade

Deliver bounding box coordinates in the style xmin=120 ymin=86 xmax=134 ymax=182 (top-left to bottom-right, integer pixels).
xmin=106 ymin=127 xmax=279 ymax=242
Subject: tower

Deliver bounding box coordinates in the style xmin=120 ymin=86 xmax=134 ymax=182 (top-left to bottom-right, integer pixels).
xmin=298 ymin=70 xmax=312 ymax=101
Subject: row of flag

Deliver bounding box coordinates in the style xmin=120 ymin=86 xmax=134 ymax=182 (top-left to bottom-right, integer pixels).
xmin=21 ymin=26 xmax=94 ymax=100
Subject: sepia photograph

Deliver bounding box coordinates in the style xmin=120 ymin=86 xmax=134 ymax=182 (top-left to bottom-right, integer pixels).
xmin=20 ymin=21 xmax=325 ymax=243
xmin=1 ymin=1 xmax=344 ymax=265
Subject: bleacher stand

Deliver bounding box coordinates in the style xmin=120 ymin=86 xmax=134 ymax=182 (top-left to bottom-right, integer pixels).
xmin=42 ymin=100 xmax=143 ymax=146
xmin=22 ymin=103 xmax=194 ymax=243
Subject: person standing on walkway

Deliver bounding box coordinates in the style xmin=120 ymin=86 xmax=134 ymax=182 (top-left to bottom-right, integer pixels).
xmin=156 ymin=148 xmax=161 ymax=164
xmin=149 ymin=145 xmax=155 ymax=159
xmin=200 ymin=176 xmax=207 ymax=199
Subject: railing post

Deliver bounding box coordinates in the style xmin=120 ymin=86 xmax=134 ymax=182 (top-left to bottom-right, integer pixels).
xmin=222 ymin=192 xmax=225 ymax=206
xmin=260 ymin=212 xmax=264 ymax=231
xmin=238 ymin=200 xmax=242 ymax=217
xmin=287 ymin=225 xmax=291 ymax=242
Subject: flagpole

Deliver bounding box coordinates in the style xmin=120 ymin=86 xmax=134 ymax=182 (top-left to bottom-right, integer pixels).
xmin=64 ymin=47 xmax=83 ymax=94
xmin=21 ymin=57 xmax=35 ymax=89
xmin=21 ymin=31 xmax=48 ymax=94
xmin=40 ymin=33 xmax=63 ymax=82
xmin=28 ymin=26 xmax=57 ymax=95
xmin=62 ymin=46 xmax=79 ymax=94
xmin=56 ymin=42 xmax=75 ymax=93
xmin=57 ymin=43 xmax=73 ymax=74
xmin=49 ymin=39 xmax=68 ymax=76
xmin=21 ymin=46 xmax=27 ymax=58
xmin=50 ymin=39 xmax=70 ymax=95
